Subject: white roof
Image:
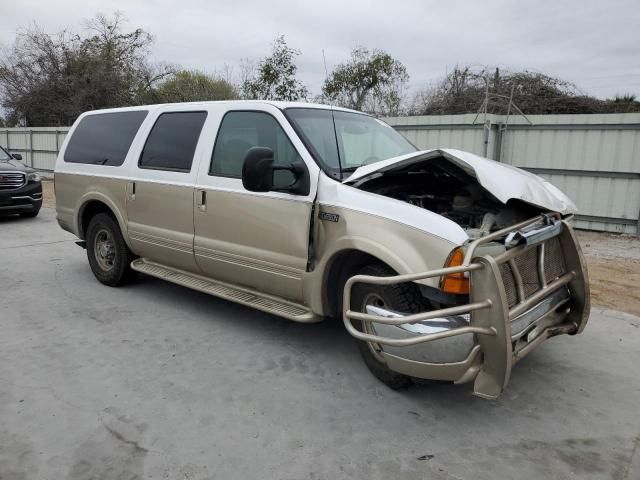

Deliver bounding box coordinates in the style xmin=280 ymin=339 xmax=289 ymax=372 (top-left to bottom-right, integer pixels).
xmin=80 ymin=100 xmax=362 ymax=116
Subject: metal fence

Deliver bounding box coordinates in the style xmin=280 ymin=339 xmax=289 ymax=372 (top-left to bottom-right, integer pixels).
xmin=2 ymin=113 xmax=639 ymax=233
xmin=0 ymin=127 xmax=69 ymax=173
xmin=385 ymin=113 xmax=640 ymax=234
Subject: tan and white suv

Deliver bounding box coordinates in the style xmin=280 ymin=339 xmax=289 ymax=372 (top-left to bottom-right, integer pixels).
xmin=54 ymin=101 xmax=589 ymax=398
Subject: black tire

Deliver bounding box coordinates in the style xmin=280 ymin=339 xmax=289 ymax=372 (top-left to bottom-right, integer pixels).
xmin=350 ymin=264 xmax=427 ymax=390
xmin=19 ymin=208 xmax=40 ymax=218
xmin=86 ymin=212 xmax=137 ymax=287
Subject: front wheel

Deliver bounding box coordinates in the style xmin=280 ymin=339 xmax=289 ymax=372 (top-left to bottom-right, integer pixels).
xmin=350 ymin=264 xmax=427 ymax=390
xmin=86 ymin=213 xmax=136 ymax=286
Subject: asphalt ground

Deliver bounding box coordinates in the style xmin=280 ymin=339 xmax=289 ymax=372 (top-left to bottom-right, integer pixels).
xmin=1 ymin=208 xmax=639 ymax=480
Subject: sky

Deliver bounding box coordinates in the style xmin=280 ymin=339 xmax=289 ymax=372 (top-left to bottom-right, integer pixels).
xmin=1 ymin=0 xmax=639 ymax=100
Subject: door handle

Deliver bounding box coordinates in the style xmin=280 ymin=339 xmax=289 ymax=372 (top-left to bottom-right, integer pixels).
xmin=128 ymin=181 xmax=136 ymax=200
xmin=196 ymin=190 xmax=207 ymax=212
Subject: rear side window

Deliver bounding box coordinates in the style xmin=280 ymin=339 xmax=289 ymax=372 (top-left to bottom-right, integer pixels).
xmin=64 ymin=111 xmax=148 ymax=166
xmin=139 ymin=111 xmax=207 ymax=172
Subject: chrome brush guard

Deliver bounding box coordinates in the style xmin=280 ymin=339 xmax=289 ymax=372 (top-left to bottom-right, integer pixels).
xmin=342 ymin=214 xmax=590 ymax=399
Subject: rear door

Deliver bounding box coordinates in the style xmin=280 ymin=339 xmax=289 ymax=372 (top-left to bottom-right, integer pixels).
xmin=126 ymin=108 xmax=208 ymax=272
xmin=193 ymin=104 xmax=319 ymax=301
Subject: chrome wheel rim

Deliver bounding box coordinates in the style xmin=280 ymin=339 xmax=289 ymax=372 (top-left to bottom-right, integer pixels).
xmin=94 ymin=228 xmax=116 ymax=271
xmin=360 ymin=292 xmax=387 ymax=362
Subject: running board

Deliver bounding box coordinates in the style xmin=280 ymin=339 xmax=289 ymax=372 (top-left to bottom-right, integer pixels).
xmin=131 ymin=258 xmax=319 ymax=323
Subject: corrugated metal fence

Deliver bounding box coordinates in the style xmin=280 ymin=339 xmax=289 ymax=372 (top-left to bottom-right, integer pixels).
xmin=386 ymin=113 xmax=640 ymax=234
xmin=2 ymin=113 xmax=639 ymax=233
xmin=1 ymin=127 xmax=68 ymax=172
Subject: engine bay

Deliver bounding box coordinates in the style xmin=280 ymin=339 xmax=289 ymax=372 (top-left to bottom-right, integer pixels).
xmin=353 ymin=156 xmax=542 ymax=239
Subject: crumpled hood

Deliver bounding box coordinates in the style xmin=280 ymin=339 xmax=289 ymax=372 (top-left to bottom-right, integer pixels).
xmin=344 ymin=148 xmax=577 ymax=214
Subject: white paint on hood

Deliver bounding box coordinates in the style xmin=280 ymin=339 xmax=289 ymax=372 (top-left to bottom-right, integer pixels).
xmin=344 ymin=148 xmax=577 ymax=214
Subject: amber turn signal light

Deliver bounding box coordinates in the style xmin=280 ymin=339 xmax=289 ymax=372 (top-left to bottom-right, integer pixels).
xmin=441 ymin=247 xmax=469 ymax=295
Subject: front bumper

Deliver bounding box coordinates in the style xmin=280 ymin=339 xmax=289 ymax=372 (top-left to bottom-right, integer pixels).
xmin=0 ymin=181 xmax=43 ymax=214
xmin=343 ymin=215 xmax=590 ymax=399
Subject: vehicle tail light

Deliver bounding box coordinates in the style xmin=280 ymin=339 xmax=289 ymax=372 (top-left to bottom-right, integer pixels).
xmin=441 ymin=247 xmax=469 ymax=295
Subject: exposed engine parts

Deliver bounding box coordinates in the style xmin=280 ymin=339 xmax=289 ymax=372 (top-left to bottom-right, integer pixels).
xmin=355 ymin=156 xmax=540 ymax=238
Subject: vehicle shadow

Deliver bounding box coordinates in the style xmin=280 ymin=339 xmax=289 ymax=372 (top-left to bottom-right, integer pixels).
xmin=0 ymin=213 xmax=30 ymax=223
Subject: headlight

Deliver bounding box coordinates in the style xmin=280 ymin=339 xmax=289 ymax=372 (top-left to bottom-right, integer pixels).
xmin=27 ymin=172 xmax=40 ymax=182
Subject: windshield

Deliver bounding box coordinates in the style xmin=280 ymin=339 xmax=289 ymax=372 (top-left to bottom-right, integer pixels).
xmin=0 ymin=145 xmax=11 ymax=161
xmin=285 ymin=108 xmax=417 ymax=178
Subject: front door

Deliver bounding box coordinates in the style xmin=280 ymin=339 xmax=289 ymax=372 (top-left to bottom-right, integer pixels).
xmin=126 ymin=110 xmax=208 ymax=272
xmin=193 ymin=107 xmax=319 ymax=302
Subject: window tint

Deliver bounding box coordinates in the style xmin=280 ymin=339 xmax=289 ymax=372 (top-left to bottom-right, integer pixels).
xmin=210 ymin=111 xmax=300 ymax=186
xmin=285 ymin=108 xmax=416 ymax=176
xmin=139 ymin=111 xmax=207 ymax=172
xmin=64 ymin=111 xmax=148 ymax=166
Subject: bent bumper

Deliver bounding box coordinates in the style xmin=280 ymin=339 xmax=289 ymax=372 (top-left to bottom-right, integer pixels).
xmin=343 ymin=216 xmax=590 ymax=399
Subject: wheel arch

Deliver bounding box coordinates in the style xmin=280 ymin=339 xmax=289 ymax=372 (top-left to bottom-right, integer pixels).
xmin=76 ymin=194 xmax=131 ymax=249
xmin=321 ymin=248 xmax=402 ymax=320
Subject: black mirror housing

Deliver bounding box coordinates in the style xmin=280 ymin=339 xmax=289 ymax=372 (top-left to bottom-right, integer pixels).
xmin=242 ymin=147 xmax=274 ymax=192
xmin=282 ymin=160 xmax=310 ymax=196
xmin=11 ymin=153 xmax=22 ymax=160
xmin=242 ymin=146 xmax=311 ymax=196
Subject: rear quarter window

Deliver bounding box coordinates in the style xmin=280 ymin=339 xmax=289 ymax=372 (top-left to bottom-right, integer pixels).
xmin=138 ymin=111 xmax=207 ymax=172
xmin=64 ymin=111 xmax=148 ymax=166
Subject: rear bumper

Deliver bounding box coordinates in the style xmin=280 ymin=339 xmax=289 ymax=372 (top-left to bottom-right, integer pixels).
xmin=343 ymin=216 xmax=590 ymax=399
xmin=0 ymin=182 xmax=43 ymax=214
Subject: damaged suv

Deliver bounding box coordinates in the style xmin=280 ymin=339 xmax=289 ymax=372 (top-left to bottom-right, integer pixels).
xmin=54 ymin=101 xmax=589 ymax=398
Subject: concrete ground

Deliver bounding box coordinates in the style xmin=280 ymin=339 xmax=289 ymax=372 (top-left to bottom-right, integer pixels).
xmin=1 ymin=209 xmax=639 ymax=480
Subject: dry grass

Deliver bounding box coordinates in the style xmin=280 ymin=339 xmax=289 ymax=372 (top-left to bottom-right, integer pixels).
xmin=38 ymin=181 xmax=640 ymax=316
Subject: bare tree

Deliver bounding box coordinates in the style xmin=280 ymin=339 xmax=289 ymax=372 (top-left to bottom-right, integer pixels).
xmin=410 ymin=66 xmax=626 ymax=115
xmin=0 ymin=12 xmax=173 ymax=126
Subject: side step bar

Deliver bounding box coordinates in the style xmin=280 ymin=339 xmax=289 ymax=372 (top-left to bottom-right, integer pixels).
xmin=131 ymin=258 xmax=319 ymax=323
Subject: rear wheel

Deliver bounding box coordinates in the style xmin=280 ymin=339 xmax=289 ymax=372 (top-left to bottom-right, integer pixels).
xmin=350 ymin=264 xmax=426 ymax=390
xmin=86 ymin=213 xmax=136 ymax=286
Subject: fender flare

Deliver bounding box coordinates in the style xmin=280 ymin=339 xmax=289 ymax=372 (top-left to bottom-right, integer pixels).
xmin=311 ymin=235 xmax=429 ymax=317
xmin=76 ymin=192 xmax=133 ymax=250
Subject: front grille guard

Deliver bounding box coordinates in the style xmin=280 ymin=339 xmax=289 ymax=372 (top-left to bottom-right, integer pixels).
xmin=342 ymin=214 xmax=590 ymax=399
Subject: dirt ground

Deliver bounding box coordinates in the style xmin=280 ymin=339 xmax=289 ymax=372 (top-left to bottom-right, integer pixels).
xmin=41 ymin=179 xmax=55 ymax=208
xmin=40 ymin=180 xmax=640 ymax=316
xmin=576 ymin=230 xmax=640 ymax=316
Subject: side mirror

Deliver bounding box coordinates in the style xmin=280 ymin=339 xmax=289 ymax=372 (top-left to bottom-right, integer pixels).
xmin=11 ymin=153 xmax=22 ymax=160
xmin=242 ymin=147 xmax=310 ymax=196
xmin=242 ymin=147 xmax=274 ymax=192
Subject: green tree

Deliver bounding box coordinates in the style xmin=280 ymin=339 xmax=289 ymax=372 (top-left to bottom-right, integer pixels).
xmin=242 ymin=36 xmax=308 ymax=101
xmin=0 ymin=13 xmax=172 ymax=126
xmin=151 ymin=70 xmax=238 ymax=103
xmin=608 ymin=93 xmax=640 ymax=113
xmin=322 ymin=47 xmax=409 ymax=115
